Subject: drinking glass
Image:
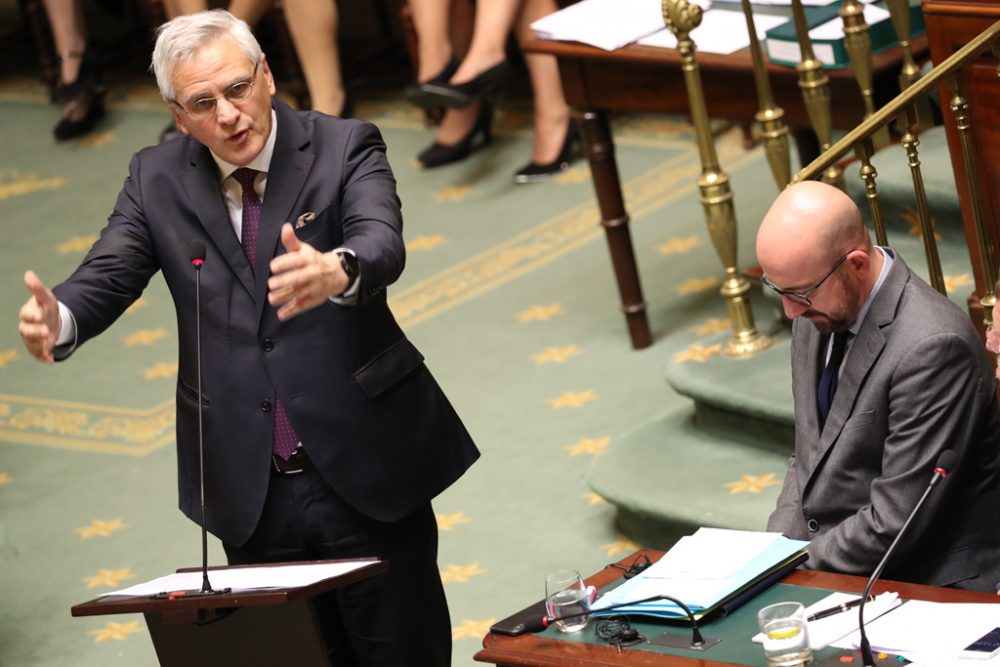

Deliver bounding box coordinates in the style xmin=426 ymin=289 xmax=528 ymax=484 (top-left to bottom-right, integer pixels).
xmin=757 ymin=601 xmax=812 ymax=666
xmin=545 ymin=569 xmax=590 ymax=632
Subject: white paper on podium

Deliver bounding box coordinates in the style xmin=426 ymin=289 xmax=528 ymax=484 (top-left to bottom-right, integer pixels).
xmin=530 ymin=0 xmax=686 ymax=52
xmin=637 ymin=9 xmax=787 ymax=54
xmin=100 ymin=560 xmax=375 ymax=598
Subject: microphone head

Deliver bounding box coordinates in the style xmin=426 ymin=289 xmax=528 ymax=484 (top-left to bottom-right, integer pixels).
xmin=189 ymin=240 xmax=206 ymax=267
xmin=935 ymin=450 xmax=958 ymax=477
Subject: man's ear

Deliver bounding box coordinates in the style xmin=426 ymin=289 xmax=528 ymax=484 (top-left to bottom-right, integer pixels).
xmin=260 ymin=52 xmax=277 ymax=97
xmin=846 ymin=249 xmax=870 ymax=277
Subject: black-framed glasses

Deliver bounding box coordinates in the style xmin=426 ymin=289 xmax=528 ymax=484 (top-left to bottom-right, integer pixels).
xmin=177 ymin=62 xmax=259 ymax=119
xmin=761 ymin=254 xmax=848 ymax=308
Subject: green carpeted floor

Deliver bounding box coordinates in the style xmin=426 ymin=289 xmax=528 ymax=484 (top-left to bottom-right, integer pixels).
xmin=0 ymin=67 xmax=977 ymax=666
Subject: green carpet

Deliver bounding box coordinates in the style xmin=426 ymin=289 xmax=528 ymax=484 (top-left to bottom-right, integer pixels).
xmin=0 ymin=67 xmax=975 ymax=667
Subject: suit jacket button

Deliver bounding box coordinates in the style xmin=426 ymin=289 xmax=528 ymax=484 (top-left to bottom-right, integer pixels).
xmin=260 ymin=399 xmax=272 ymax=413
xmin=262 ymin=338 xmax=274 ymax=352
xmin=806 ymin=519 xmax=819 ymax=533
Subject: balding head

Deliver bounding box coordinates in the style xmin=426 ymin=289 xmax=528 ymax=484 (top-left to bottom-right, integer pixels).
xmin=756 ymin=181 xmax=881 ymax=332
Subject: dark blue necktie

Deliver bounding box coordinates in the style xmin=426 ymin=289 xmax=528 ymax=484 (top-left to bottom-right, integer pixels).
xmin=817 ymin=331 xmax=849 ymax=430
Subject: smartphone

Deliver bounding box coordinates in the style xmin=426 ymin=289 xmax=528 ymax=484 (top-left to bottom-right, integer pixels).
xmin=958 ymin=626 xmax=1000 ymax=659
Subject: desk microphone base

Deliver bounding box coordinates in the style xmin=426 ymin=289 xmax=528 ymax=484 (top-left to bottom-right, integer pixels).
xmin=648 ymin=633 xmax=721 ymax=651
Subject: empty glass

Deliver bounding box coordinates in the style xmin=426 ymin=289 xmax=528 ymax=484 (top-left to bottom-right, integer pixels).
xmin=545 ymin=569 xmax=591 ymax=632
xmin=757 ymin=601 xmax=812 ymax=666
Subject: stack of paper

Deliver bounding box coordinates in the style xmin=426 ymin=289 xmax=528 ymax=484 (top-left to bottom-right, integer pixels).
xmin=529 ymin=0 xmax=672 ymax=51
xmin=637 ymin=9 xmax=787 ymax=54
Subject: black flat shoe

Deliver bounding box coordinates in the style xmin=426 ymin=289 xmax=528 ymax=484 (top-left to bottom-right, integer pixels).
xmin=513 ymin=121 xmax=580 ymax=184
xmin=417 ymin=103 xmax=493 ymax=168
xmin=417 ymin=60 xmax=511 ymax=110
xmin=52 ymin=50 xmax=106 ymax=142
xmin=405 ymin=57 xmax=459 ymax=110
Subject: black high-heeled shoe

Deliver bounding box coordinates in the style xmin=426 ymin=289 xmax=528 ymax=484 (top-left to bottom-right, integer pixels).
xmin=513 ymin=121 xmax=580 ymax=184
xmin=52 ymin=50 xmax=105 ymax=142
xmin=405 ymin=57 xmax=459 ymax=110
xmin=417 ymin=60 xmax=511 ymax=110
xmin=417 ymin=103 xmax=493 ymax=169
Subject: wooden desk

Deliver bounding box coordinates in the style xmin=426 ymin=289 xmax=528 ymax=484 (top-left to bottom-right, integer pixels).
xmin=522 ymin=35 xmax=928 ymax=349
xmin=474 ymin=548 xmax=997 ymax=666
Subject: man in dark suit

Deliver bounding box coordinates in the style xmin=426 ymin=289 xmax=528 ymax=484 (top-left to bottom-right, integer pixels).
xmin=756 ymin=181 xmax=1000 ymax=592
xmin=17 ymin=10 xmax=479 ymax=664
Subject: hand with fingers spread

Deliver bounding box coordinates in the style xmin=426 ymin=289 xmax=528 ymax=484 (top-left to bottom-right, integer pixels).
xmin=267 ymin=223 xmax=351 ymax=321
xmin=18 ymin=270 xmax=62 ymax=364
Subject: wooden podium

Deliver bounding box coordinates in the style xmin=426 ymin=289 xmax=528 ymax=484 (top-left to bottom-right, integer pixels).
xmin=71 ymin=558 xmax=386 ymax=667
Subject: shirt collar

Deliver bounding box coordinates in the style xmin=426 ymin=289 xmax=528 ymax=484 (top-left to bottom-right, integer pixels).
xmin=849 ymin=246 xmax=893 ymax=336
xmin=211 ymin=108 xmax=278 ymax=182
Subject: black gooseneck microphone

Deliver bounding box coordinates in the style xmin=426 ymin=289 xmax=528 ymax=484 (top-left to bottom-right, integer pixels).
xmin=523 ymin=594 xmax=715 ymax=651
xmin=858 ymin=449 xmax=957 ymax=666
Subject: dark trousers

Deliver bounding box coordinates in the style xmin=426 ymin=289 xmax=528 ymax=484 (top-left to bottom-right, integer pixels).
xmin=223 ymin=467 xmax=451 ymax=667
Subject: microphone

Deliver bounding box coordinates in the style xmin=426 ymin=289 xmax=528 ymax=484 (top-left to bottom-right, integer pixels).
xmin=857 ymin=450 xmax=956 ymax=666
xmin=523 ymin=594 xmax=716 ymax=651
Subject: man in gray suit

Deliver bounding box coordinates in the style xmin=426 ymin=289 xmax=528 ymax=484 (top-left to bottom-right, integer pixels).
xmin=757 ymin=181 xmax=1000 ymax=592
xmin=17 ymin=10 xmax=478 ymax=664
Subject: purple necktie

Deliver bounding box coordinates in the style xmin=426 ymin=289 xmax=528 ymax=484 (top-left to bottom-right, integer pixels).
xmin=232 ymin=168 xmax=300 ymax=460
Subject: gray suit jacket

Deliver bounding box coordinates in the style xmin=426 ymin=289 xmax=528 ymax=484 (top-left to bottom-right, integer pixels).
xmin=767 ymin=251 xmax=1000 ymax=591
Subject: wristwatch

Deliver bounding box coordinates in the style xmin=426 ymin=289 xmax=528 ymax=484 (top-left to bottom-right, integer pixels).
xmin=336 ymin=251 xmax=359 ymax=294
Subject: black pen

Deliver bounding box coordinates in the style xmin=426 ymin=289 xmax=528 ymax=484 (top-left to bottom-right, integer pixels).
xmin=806 ymin=595 xmax=875 ymax=622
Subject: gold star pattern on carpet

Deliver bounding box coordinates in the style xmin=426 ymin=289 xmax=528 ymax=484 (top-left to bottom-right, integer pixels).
xmin=517 ymin=304 xmax=564 ymax=322
xmin=142 ymin=362 xmax=178 ymax=380
xmin=123 ymin=328 xmax=167 ymax=347
xmin=901 ymin=209 xmax=942 ymax=241
xmin=944 ymin=273 xmax=973 ymax=294
xmin=555 ymin=167 xmax=590 ymax=184
xmin=83 ymin=567 xmax=136 ymax=589
xmin=673 ymin=343 xmax=722 ymax=363
xmin=408 ymin=234 xmax=446 ymax=251
xmin=565 ymin=436 xmax=610 ymax=457
xmin=78 ymin=130 xmax=115 ymax=148
xmin=433 ymin=184 xmax=473 ymax=202
xmin=76 ymin=518 xmax=128 ymax=539
xmin=57 ymin=235 xmax=98 ymax=255
xmin=531 ymin=345 xmax=582 ymax=365
xmin=436 ymin=512 xmax=470 ymax=531
xmin=583 ymin=492 xmax=606 ymax=505
xmin=694 ymin=318 xmax=731 ymax=336
xmin=440 ymin=563 xmax=487 ymax=583
xmin=0 ymin=349 xmax=18 ymax=368
xmin=603 ymin=537 xmax=640 ymax=558
xmin=126 ymin=297 xmax=149 ymax=313
xmin=722 ymin=473 xmax=781 ymax=495
xmin=656 ymin=236 xmax=701 ymax=256
xmin=88 ymin=620 xmax=143 ymax=643
xmin=547 ymin=390 xmax=598 ymax=410
xmin=674 ymin=276 xmax=720 ymax=295
xmin=0 ymin=169 xmax=67 ymax=201
xmin=0 ymin=472 xmax=10 ymax=485
xmin=452 ymin=618 xmax=496 ymax=640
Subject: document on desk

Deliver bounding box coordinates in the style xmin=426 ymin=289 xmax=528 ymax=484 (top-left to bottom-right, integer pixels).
xmin=637 ymin=9 xmax=787 ymax=55
xmin=592 ymin=527 xmax=809 ymax=619
xmin=530 ymin=0 xmax=695 ymax=52
xmin=831 ymin=600 xmax=1000 ymax=666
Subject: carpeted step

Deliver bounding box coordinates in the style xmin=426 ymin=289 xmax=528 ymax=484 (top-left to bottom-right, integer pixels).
xmin=587 ymin=406 xmax=789 ymax=549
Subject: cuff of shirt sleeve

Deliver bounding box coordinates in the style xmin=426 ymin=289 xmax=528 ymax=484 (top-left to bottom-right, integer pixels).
xmin=54 ymin=301 xmax=78 ymax=359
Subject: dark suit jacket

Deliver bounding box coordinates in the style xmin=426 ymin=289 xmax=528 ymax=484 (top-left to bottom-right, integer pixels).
xmin=53 ymin=100 xmax=480 ymax=546
xmin=767 ymin=251 xmax=1000 ymax=591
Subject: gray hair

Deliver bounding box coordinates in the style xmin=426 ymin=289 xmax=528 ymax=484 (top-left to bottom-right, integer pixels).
xmin=151 ymin=10 xmax=261 ymax=101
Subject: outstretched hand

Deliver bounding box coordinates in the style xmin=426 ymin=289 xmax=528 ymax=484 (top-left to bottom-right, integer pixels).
xmin=18 ymin=270 xmax=61 ymax=363
xmin=267 ymin=223 xmax=349 ymax=321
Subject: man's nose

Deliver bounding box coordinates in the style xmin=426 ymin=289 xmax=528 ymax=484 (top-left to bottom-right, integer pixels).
xmin=782 ymin=296 xmax=808 ymax=320
xmin=215 ymin=97 xmax=240 ymax=125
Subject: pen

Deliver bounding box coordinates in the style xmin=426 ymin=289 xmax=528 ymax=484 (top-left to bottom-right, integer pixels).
xmin=806 ymin=595 xmax=875 ymax=622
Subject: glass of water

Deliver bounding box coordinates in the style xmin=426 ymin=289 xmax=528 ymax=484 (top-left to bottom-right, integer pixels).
xmin=545 ymin=569 xmax=591 ymax=632
xmin=757 ymin=601 xmax=812 ymax=666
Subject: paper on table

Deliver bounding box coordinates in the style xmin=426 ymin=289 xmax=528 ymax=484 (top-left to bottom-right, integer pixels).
xmin=751 ymin=591 xmax=901 ymax=650
xmin=638 ymin=9 xmax=788 ymax=55
xmin=645 ymin=528 xmax=781 ymax=580
xmin=831 ymin=600 xmax=1000 ymax=665
xmin=100 ymin=560 xmax=374 ymax=598
xmin=809 ymin=4 xmax=890 ymax=40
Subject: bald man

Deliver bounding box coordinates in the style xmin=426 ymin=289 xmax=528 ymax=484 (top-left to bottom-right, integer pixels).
xmin=757 ymin=181 xmax=1000 ymax=591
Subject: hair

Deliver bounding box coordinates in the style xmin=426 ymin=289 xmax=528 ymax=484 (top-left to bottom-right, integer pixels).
xmin=151 ymin=10 xmax=261 ymax=101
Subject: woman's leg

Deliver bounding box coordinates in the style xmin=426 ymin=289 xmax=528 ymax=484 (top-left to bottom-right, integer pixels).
xmin=450 ymin=0 xmax=521 ymax=84
xmin=278 ymin=0 xmax=345 ymax=116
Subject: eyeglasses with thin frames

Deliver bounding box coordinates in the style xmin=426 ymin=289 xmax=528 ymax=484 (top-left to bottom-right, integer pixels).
xmin=761 ymin=254 xmax=848 ymax=308
xmin=176 ymin=62 xmax=259 ymax=119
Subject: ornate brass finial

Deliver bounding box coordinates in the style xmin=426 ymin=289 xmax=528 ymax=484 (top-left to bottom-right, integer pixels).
xmin=840 ymin=0 xmax=891 ymax=149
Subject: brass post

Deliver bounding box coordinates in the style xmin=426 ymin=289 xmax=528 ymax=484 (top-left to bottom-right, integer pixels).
xmin=884 ymin=0 xmax=935 ymax=132
xmin=839 ymin=0 xmax=891 ymax=149
xmin=898 ymin=105 xmax=945 ymax=295
xmin=948 ymin=69 xmax=997 ymax=333
xmin=853 ymin=137 xmax=887 ymax=246
xmin=790 ymin=0 xmax=843 ymax=187
xmin=663 ymin=0 xmax=772 ymax=357
xmin=741 ymin=0 xmax=790 ymax=190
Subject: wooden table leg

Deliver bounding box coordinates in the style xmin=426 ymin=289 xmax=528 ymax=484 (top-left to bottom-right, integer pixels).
xmin=576 ymin=109 xmax=652 ymax=349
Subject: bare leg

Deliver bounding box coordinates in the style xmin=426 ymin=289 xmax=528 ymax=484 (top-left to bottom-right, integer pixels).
xmin=278 ymin=0 xmax=345 ymax=115
xmin=41 ymin=0 xmax=85 ymax=85
xmin=451 ymin=0 xmax=521 ymax=84
xmin=164 ymin=0 xmax=209 ymax=19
